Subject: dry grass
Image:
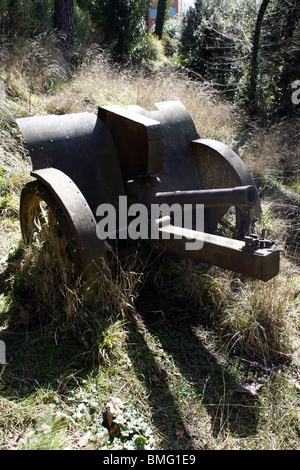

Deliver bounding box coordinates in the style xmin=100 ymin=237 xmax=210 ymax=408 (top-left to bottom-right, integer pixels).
xmin=150 ymin=250 xmax=300 ymax=364
xmin=13 ymin=44 xmax=238 ymax=145
xmin=239 ymin=118 xmax=300 ymax=183
xmin=218 ymin=269 xmax=299 ymax=361
xmin=7 ymin=32 xmax=70 ymax=95
xmin=131 ymin=71 xmax=237 ymax=143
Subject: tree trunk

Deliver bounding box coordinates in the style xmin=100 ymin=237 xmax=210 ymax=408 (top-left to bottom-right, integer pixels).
xmin=248 ymin=0 xmax=270 ymax=116
xmin=53 ymin=0 xmax=74 ymax=48
xmin=155 ymin=0 xmax=167 ymax=39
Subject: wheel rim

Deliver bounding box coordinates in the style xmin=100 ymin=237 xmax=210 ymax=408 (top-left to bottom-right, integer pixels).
xmin=20 ymin=188 xmax=80 ymax=275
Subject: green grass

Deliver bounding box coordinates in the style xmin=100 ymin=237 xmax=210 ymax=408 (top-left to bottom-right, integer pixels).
xmin=0 ymin=38 xmax=300 ymax=450
xmin=0 ymin=245 xmax=299 ymax=450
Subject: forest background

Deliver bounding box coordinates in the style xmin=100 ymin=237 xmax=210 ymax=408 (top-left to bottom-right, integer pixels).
xmin=1 ymin=0 xmax=299 ymax=120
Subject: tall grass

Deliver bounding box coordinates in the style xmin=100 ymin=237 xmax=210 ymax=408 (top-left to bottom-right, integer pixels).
xmin=150 ymin=254 xmax=300 ymax=363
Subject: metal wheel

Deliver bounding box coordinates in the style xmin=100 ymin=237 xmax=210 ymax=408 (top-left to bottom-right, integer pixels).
xmin=191 ymin=139 xmax=261 ymax=240
xmin=20 ymin=180 xmax=83 ymax=277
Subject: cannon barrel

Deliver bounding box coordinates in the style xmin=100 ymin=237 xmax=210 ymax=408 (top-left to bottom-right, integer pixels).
xmin=148 ymin=185 xmax=258 ymax=208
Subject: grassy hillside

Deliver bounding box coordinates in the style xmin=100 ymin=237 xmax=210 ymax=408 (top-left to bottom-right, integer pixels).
xmin=0 ymin=38 xmax=299 ymax=450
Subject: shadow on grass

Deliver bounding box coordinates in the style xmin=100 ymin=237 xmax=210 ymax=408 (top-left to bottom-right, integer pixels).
xmin=125 ymin=278 xmax=260 ymax=449
xmin=0 ymin=262 xmax=92 ymax=400
xmin=126 ymin=311 xmax=196 ymax=449
xmin=0 ymin=310 xmax=91 ymax=400
xmin=0 ymin=250 xmax=260 ymax=450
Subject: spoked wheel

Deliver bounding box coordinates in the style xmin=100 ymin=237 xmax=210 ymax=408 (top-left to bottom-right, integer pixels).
xmin=20 ymin=180 xmax=83 ymax=278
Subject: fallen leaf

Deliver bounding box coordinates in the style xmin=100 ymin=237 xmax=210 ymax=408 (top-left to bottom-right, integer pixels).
xmin=183 ymin=425 xmax=193 ymax=438
xmin=108 ymin=422 xmax=123 ymax=436
xmin=175 ymin=429 xmax=185 ymax=438
xmin=105 ymin=397 xmax=124 ymax=431
xmin=236 ymin=378 xmax=265 ymax=396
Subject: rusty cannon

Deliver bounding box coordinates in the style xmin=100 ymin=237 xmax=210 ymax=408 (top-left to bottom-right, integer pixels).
xmin=16 ymin=101 xmax=280 ymax=284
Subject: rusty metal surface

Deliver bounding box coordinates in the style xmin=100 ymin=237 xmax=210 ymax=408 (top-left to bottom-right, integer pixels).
xmin=17 ymin=112 xmax=124 ymax=217
xmin=98 ymin=105 xmax=164 ymax=181
xmin=150 ymin=185 xmax=258 ymax=208
xmin=191 ymin=139 xmax=262 ymax=237
xmin=191 ymin=139 xmax=258 ymax=189
xmin=30 ymin=167 xmax=109 ymax=282
xmin=127 ymin=101 xmax=201 ymax=192
xmin=156 ymin=223 xmax=280 ymax=282
xmin=126 ymin=102 xmax=260 ymax=239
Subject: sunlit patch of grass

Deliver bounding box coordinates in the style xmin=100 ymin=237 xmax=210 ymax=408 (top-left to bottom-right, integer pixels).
xmin=218 ymin=272 xmax=300 ymax=361
xmin=149 ymin=251 xmax=300 ymax=363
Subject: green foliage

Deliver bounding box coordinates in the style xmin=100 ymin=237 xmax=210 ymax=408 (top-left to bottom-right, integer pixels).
xmin=101 ymin=404 xmax=154 ymax=450
xmin=161 ymin=15 xmax=182 ymax=57
xmin=154 ymin=0 xmax=168 ymax=39
xmin=252 ymin=0 xmax=300 ymax=118
xmin=76 ymin=0 xmax=152 ymax=62
xmin=179 ymin=0 xmax=257 ymax=94
xmin=0 ymin=193 xmax=19 ymax=218
xmin=0 ymin=0 xmax=154 ymax=64
xmin=1 ymin=0 xmax=299 ymax=118
xmin=19 ymin=408 xmax=70 ymax=450
xmin=130 ymin=34 xmax=166 ymax=66
xmin=0 ymin=0 xmax=54 ymax=37
xmin=72 ymin=4 xmax=94 ymax=46
xmin=179 ymin=0 xmax=300 ymax=119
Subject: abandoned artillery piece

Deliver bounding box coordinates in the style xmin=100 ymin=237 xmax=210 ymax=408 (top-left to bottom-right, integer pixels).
xmin=16 ymin=101 xmax=280 ymax=284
